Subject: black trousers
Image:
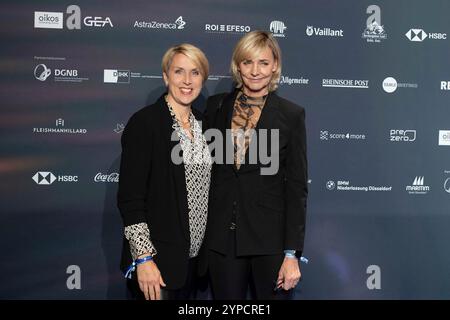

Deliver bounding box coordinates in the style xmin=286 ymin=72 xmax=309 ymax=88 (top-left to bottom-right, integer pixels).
xmin=127 ymin=257 xmax=199 ymax=300
xmin=208 ymin=230 xmax=293 ymax=300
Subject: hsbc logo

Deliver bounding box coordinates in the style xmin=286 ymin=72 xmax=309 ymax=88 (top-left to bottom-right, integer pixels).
xmin=32 ymin=171 xmax=78 ymax=185
xmin=406 ymin=28 xmax=447 ymax=42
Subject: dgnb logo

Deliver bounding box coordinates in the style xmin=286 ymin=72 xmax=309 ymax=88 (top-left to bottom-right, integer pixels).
xmin=366 ymin=265 xmax=381 ymax=290
xmin=104 ymin=69 xmax=130 ymax=83
xmin=34 ymin=64 xmax=52 ymax=81
xmin=270 ymin=21 xmax=286 ymax=37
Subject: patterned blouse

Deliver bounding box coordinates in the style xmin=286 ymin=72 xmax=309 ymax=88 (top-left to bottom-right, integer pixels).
xmin=124 ymin=99 xmax=212 ymax=260
xmin=231 ymin=91 xmax=267 ymax=168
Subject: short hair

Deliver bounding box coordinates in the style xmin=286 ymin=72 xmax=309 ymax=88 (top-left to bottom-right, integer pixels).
xmin=230 ymin=31 xmax=282 ymax=92
xmin=161 ymin=43 xmax=209 ymax=83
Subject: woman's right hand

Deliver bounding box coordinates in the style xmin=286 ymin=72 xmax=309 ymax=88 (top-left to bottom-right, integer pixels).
xmin=136 ymin=255 xmax=166 ymax=300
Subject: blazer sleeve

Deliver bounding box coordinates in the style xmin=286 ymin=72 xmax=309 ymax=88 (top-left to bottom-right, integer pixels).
xmin=284 ymin=107 xmax=308 ymax=256
xmin=117 ymin=111 xmax=152 ymax=227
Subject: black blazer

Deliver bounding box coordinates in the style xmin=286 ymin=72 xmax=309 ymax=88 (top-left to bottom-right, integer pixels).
xmin=117 ymin=94 xmax=205 ymax=290
xmin=204 ymin=90 xmax=308 ymax=258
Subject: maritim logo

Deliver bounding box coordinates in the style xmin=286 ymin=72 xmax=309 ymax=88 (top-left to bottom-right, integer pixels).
xmin=406 ymin=176 xmax=430 ymax=195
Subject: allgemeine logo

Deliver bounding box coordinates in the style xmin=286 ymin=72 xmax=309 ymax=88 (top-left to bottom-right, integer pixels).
xmin=279 ymin=75 xmax=309 ymax=86
xmin=270 ymin=21 xmax=286 ymax=37
xmin=390 ymin=129 xmax=416 ymax=142
xmin=362 ymin=5 xmax=387 ymax=43
xmin=134 ymin=16 xmax=186 ymax=30
xmin=32 ymin=171 xmax=78 ymax=185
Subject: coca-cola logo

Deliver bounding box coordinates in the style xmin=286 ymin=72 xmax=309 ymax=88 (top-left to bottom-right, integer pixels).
xmin=94 ymin=172 xmax=119 ymax=183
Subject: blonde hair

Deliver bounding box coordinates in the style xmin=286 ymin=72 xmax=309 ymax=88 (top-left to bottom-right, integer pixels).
xmin=161 ymin=43 xmax=209 ymax=83
xmin=230 ymin=31 xmax=282 ymax=92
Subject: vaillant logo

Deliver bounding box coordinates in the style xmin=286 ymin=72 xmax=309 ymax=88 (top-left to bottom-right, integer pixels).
xmin=270 ymin=21 xmax=286 ymax=37
xmin=306 ymin=26 xmax=343 ymax=37
xmin=362 ymin=5 xmax=387 ymax=43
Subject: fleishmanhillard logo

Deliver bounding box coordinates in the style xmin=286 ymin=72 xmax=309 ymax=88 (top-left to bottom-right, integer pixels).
xmin=306 ymin=26 xmax=343 ymax=37
xmin=34 ymin=5 xmax=113 ymax=30
xmin=362 ymin=5 xmax=387 ymax=43
xmin=134 ymin=16 xmax=186 ymax=30
xmin=33 ymin=118 xmax=87 ymax=134
xmin=270 ymin=21 xmax=287 ymax=37
xmin=406 ymin=176 xmax=430 ymax=195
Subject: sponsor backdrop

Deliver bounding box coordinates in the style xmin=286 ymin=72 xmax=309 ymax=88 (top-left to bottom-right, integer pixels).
xmin=1 ymin=0 xmax=450 ymax=299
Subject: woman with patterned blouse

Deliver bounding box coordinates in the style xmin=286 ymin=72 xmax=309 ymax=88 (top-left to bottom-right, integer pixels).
xmin=118 ymin=44 xmax=211 ymax=300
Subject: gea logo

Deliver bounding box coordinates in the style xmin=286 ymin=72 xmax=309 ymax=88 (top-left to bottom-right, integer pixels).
xmin=66 ymin=5 xmax=113 ymax=29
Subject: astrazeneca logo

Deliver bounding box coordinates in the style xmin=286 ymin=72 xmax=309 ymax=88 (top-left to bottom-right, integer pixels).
xmin=306 ymin=26 xmax=343 ymax=37
xmin=439 ymin=130 xmax=450 ymax=146
xmin=33 ymin=118 xmax=87 ymax=134
xmin=34 ymin=5 xmax=113 ymax=30
xmin=270 ymin=21 xmax=286 ymax=37
xmin=362 ymin=5 xmax=387 ymax=43
xmin=94 ymin=173 xmax=119 ymax=183
xmin=327 ymin=180 xmax=392 ymax=192
xmin=205 ymin=23 xmax=250 ymax=34
xmin=320 ymin=130 xmax=366 ymax=141
xmin=34 ymin=11 xmax=63 ymax=29
xmin=390 ymin=129 xmax=416 ymax=142
xmin=134 ymin=16 xmax=186 ymax=30
xmin=406 ymin=176 xmax=430 ymax=195
xmin=382 ymin=77 xmax=418 ymax=93
xmin=405 ymin=29 xmax=446 ymax=42
xmin=441 ymin=81 xmax=450 ymax=90
xmin=279 ymin=75 xmax=309 ymax=86
xmin=32 ymin=171 xmax=78 ymax=185
xmin=104 ymin=69 xmax=130 ymax=83
xmin=322 ymin=79 xmax=369 ymax=89
xmin=34 ymin=64 xmax=52 ymax=81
